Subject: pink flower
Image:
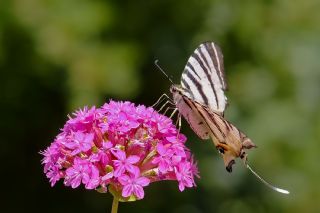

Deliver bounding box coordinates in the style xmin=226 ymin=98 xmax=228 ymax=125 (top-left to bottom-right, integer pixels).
xmin=117 ymin=112 xmax=140 ymax=133
xmin=40 ymin=101 xmax=199 ymax=201
xmin=64 ymin=158 xmax=90 ymax=189
xmin=152 ymin=143 xmax=174 ymax=173
xmin=84 ymin=164 xmax=100 ymax=189
xmin=175 ymin=161 xmax=194 ymax=192
xmin=40 ymin=143 xmax=62 ymax=173
xmin=64 ymin=160 xmax=101 ymax=190
xmin=46 ymin=165 xmax=62 ymax=187
xmin=64 ymin=131 xmax=94 ymax=155
xmin=118 ymin=168 xmax=150 ymax=199
xmin=64 ymin=106 xmax=99 ymax=133
xmin=112 ymin=149 xmax=140 ymax=177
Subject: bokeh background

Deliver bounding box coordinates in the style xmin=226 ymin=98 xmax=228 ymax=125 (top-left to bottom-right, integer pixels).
xmin=1 ymin=0 xmax=320 ymax=212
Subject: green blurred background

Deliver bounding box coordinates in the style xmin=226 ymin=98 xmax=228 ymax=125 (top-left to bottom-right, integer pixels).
xmin=1 ymin=0 xmax=320 ymax=212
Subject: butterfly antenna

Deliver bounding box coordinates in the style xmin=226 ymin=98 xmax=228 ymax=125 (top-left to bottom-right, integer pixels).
xmin=246 ymin=163 xmax=290 ymax=194
xmin=154 ymin=60 xmax=174 ymax=84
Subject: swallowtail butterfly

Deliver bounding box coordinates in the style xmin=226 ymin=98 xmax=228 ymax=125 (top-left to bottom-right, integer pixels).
xmin=156 ymin=42 xmax=289 ymax=194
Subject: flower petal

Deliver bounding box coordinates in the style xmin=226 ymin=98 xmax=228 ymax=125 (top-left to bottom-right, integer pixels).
xmin=71 ymin=176 xmax=82 ymax=189
xmin=122 ymin=185 xmax=134 ymax=198
xmin=102 ymin=141 xmax=113 ymax=150
xmin=156 ymin=143 xmax=166 ymax=155
xmin=112 ymin=149 xmax=126 ymax=161
xmin=102 ymin=172 xmax=113 ymax=181
xmin=135 ymin=177 xmax=150 ymax=187
xmin=178 ymin=182 xmax=185 ymax=192
xmin=126 ymin=165 xmax=139 ymax=176
xmin=126 ymin=155 xmax=140 ymax=164
xmin=114 ymin=165 xmax=126 ymax=177
xmin=118 ymin=174 xmax=130 ymax=186
xmin=133 ymin=185 xmax=145 ymax=199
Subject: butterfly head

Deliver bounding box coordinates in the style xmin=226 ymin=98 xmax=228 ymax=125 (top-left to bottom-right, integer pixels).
xmin=170 ymin=84 xmax=192 ymax=102
xmin=170 ymin=84 xmax=183 ymax=94
xmin=217 ymin=137 xmax=256 ymax=173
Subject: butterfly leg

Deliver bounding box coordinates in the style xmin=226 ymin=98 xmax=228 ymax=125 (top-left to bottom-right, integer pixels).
xmin=152 ymin=93 xmax=173 ymax=108
xmin=162 ymin=106 xmax=175 ymax=115
xmin=177 ymin=113 xmax=182 ymax=134
xmin=170 ymin=109 xmax=182 ymax=134
xmin=169 ymin=108 xmax=178 ymax=119
xmin=158 ymin=100 xmax=175 ymax=113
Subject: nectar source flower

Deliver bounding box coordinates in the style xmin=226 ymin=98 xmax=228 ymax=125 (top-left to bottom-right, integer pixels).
xmin=40 ymin=101 xmax=199 ymax=201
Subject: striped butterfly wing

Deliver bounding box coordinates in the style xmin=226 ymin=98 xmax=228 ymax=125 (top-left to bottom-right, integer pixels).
xmin=180 ymin=42 xmax=228 ymax=115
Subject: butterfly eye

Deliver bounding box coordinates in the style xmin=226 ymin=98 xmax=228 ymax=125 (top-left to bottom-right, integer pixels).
xmin=240 ymin=151 xmax=246 ymax=159
xmin=217 ymin=147 xmax=225 ymax=154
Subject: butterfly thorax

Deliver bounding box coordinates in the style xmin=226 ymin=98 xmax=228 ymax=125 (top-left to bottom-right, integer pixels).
xmin=170 ymin=84 xmax=192 ymax=101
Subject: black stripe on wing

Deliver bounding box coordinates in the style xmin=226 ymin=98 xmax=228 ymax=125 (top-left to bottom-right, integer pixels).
xmin=192 ymin=50 xmax=219 ymax=108
xmin=186 ymin=62 xmax=201 ymax=79
xmin=182 ymin=63 xmax=209 ymax=106
xmin=203 ymin=42 xmax=227 ymax=90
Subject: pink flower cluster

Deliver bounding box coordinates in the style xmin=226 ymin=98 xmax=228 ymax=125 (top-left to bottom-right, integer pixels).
xmin=41 ymin=101 xmax=199 ymax=200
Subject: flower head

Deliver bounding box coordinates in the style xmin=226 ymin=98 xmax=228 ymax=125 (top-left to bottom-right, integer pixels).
xmin=41 ymin=101 xmax=199 ymax=201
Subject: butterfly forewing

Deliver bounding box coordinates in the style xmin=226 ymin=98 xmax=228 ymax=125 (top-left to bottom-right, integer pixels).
xmin=181 ymin=42 xmax=227 ymax=115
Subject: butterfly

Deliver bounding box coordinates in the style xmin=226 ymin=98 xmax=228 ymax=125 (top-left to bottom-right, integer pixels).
xmin=155 ymin=41 xmax=289 ymax=194
xmin=169 ymin=42 xmax=256 ymax=172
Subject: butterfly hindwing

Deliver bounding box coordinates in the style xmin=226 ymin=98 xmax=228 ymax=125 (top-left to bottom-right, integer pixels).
xmin=172 ymin=87 xmax=210 ymax=139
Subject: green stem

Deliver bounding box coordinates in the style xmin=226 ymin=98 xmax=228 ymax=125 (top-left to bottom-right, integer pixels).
xmin=111 ymin=196 xmax=119 ymax=213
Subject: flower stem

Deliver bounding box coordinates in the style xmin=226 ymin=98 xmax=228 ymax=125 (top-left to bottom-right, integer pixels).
xmin=111 ymin=196 xmax=119 ymax=213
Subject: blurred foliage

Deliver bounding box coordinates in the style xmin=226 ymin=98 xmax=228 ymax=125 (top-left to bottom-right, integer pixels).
xmin=1 ymin=0 xmax=320 ymax=212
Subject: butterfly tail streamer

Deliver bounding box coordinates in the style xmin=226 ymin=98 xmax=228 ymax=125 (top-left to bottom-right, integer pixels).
xmin=246 ymin=164 xmax=290 ymax=194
